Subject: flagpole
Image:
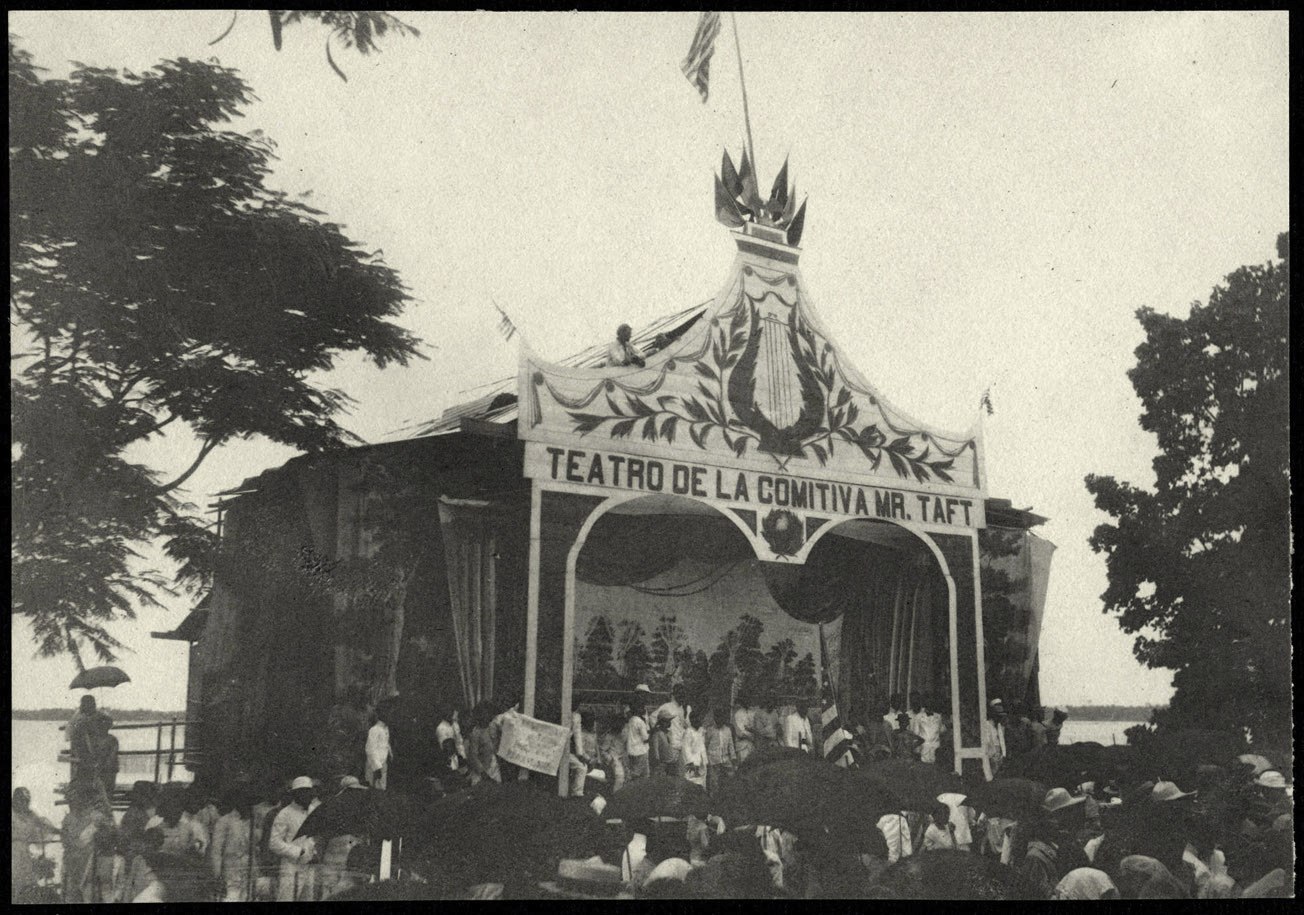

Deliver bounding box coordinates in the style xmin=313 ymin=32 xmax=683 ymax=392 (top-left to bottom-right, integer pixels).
xmin=729 ymin=11 xmax=758 ymax=181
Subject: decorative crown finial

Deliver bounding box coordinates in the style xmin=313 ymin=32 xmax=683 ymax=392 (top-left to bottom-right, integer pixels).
xmin=714 ymin=148 xmax=808 ymax=246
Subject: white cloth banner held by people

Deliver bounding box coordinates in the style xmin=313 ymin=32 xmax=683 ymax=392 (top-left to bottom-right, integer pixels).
xmin=496 ymin=711 xmax=571 ymax=776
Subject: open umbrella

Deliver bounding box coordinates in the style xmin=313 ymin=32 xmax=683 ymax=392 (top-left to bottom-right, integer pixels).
xmin=962 ymin=777 xmax=1047 ymax=820
xmin=859 ymin=759 xmax=965 ymax=812
xmin=416 ymin=781 xmax=607 ymax=890
xmin=69 ymin=666 xmax=130 ymax=690
xmin=719 ymin=756 xmax=898 ymax=846
xmin=876 ymin=848 xmax=1015 ymax=900
xmin=603 ymin=775 xmax=712 ymax=822
xmin=296 ymin=788 xmax=427 ymax=841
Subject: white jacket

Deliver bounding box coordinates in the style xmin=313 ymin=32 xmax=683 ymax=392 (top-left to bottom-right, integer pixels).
xmin=366 ymin=721 xmax=392 ymax=772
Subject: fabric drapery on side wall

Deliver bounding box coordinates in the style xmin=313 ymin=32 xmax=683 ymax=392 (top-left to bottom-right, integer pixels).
xmin=1020 ymin=533 xmax=1056 ymax=695
xmin=439 ymin=497 xmax=499 ymax=710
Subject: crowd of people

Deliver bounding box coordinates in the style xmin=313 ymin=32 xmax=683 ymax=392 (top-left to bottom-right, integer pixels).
xmin=14 ymin=685 xmax=1290 ymax=902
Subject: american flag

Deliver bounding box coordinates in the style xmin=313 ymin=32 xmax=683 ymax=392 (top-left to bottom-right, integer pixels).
xmin=820 ymin=672 xmax=860 ymax=768
xmin=681 ymin=12 xmax=722 ymax=102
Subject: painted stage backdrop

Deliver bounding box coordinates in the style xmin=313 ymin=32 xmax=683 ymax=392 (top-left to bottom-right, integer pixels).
xmin=573 ymin=557 xmax=821 ymax=709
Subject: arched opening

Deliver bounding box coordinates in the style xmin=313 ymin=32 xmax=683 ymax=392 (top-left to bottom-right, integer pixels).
xmin=769 ymin=517 xmax=958 ymax=768
xmin=566 ymin=494 xmax=823 ymax=716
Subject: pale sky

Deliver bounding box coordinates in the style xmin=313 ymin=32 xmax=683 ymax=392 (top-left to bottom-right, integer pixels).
xmin=9 ymin=11 xmax=1289 ymax=711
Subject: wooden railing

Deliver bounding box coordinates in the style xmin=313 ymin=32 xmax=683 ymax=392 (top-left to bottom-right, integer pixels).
xmin=56 ymin=718 xmax=201 ymax=807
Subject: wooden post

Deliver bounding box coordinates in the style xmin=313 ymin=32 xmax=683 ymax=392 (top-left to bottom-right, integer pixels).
xmin=167 ymin=718 xmax=178 ymax=781
xmin=523 ymin=482 xmax=541 ymax=719
xmin=971 ymin=533 xmax=993 ymax=782
xmin=154 ymin=722 xmax=164 ymax=783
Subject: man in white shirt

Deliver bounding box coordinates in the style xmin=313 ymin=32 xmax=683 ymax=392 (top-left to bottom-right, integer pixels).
xmin=654 ymin=684 xmax=691 ymax=778
xmin=882 ymin=692 xmax=905 ymax=728
xmin=623 ymin=697 xmax=651 ymax=780
xmin=733 ymin=697 xmax=757 ymax=762
xmin=780 ymin=700 xmax=814 ymax=753
xmin=269 ymin=777 xmax=320 ymax=902
xmin=605 ymin=324 xmax=645 ymax=368
xmin=876 ymin=812 xmax=913 ymax=863
xmin=366 ymin=710 xmax=392 ymax=790
xmin=982 ymin=698 xmax=1008 ymax=777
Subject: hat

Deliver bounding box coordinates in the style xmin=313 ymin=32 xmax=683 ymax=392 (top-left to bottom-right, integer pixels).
xmin=1078 ymin=781 xmax=1096 ymax=795
xmin=988 ymin=698 xmax=1004 ymax=707
xmin=658 ymin=708 xmax=676 ymax=722
xmin=1042 ymin=787 xmax=1086 ymax=814
xmin=1255 ymin=770 xmax=1287 ymax=790
xmin=290 ymin=776 xmax=314 ymax=791
xmin=634 ymin=684 xmax=652 ymax=694
xmin=646 ymin=857 xmax=693 ymax=884
xmin=1151 ymin=781 xmax=1197 ymax=802
xmin=144 ymin=815 xmax=164 ymax=831
xmin=339 ymin=775 xmax=363 ymax=790
xmin=1236 ymin=753 xmax=1273 ymax=776
xmin=586 ymin=768 xmax=607 ymax=782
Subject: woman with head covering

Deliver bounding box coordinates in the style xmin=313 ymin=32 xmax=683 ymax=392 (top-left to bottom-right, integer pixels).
xmin=1116 ymin=855 xmax=1191 ymax=899
xmin=60 ymin=780 xmax=115 ymax=902
xmin=12 ymin=788 xmax=60 ymax=902
xmin=1052 ymin=867 xmax=1118 ymax=900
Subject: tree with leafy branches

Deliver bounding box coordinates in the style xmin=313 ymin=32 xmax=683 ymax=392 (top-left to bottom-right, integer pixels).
xmin=207 ymin=10 xmax=420 ymax=82
xmin=10 ymin=38 xmax=420 ymax=663
xmin=1085 ymin=233 xmax=1289 ymax=751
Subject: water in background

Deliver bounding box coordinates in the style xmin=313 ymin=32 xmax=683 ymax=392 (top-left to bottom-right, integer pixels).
xmin=11 ymin=718 xmax=192 ymax=827
xmin=1058 ymin=719 xmax=1144 ymax=746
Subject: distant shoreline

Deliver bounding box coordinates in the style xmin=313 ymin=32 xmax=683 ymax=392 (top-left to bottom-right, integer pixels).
xmin=12 ymin=708 xmax=187 ymax=722
xmin=1060 ymin=705 xmax=1160 ymax=722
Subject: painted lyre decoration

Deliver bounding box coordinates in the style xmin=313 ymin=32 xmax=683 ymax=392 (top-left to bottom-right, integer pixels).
xmin=520 ymin=161 xmax=984 ymax=493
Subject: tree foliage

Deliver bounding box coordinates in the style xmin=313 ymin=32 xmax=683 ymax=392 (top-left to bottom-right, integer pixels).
xmin=210 ymin=11 xmax=421 ymax=82
xmin=10 ymin=38 xmax=420 ymax=661
xmin=1084 ymin=233 xmax=1289 ymax=748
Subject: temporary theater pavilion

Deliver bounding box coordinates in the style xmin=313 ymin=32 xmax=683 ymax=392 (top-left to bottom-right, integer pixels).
xmin=173 ymin=166 xmax=1055 ymax=790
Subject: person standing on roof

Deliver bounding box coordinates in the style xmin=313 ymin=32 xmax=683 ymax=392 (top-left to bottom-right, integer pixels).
xmin=606 ymin=324 xmax=646 ymax=368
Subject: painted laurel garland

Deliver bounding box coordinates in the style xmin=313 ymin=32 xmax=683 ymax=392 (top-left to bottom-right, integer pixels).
xmin=556 ymin=276 xmax=965 ymax=484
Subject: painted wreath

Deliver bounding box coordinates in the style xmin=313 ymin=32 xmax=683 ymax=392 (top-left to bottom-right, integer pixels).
xmin=761 ymin=508 xmax=804 ymax=557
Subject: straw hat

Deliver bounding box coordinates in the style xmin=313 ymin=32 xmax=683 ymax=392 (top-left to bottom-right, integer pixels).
xmin=1255 ymin=770 xmax=1287 ymax=790
xmin=1042 ymin=787 xmax=1086 ymax=814
xmin=290 ymin=776 xmax=314 ymax=791
xmin=634 ymin=684 xmax=652 ymax=694
xmin=1150 ymin=781 xmax=1197 ymax=802
xmin=339 ymin=775 xmax=364 ymax=790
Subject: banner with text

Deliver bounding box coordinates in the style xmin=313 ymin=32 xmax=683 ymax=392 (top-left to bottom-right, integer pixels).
xmin=525 ymin=442 xmax=984 ymax=529
xmin=496 ymin=711 xmax=571 ymax=776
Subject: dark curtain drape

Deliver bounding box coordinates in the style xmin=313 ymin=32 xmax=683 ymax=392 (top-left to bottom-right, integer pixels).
xmin=576 ymin=513 xmax=752 ymax=586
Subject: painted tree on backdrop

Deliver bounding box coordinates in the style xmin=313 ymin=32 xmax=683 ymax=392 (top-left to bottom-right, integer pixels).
xmin=1085 ymin=233 xmax=1289 ymax=751
xmin=9 ymin=39 xmax=421 ymax=663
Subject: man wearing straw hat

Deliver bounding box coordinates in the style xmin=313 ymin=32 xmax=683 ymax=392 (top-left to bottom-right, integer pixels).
xmin=268 ymin=777 xmax=320 ymax=901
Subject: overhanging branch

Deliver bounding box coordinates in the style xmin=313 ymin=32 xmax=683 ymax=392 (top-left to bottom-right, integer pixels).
xmin=154 ymin=435 xmax=221 ymax=494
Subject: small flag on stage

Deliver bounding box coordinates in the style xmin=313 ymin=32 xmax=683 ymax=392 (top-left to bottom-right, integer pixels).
xmin=980 ymin=386 xmax=994 ymax=416
xmin=681 ymin=11 xmax=722 ymax=102
xmin=494 ymin=302 xmax=519 ymax=342
xmin=820 ymin=672 xmax=860 ymax=769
